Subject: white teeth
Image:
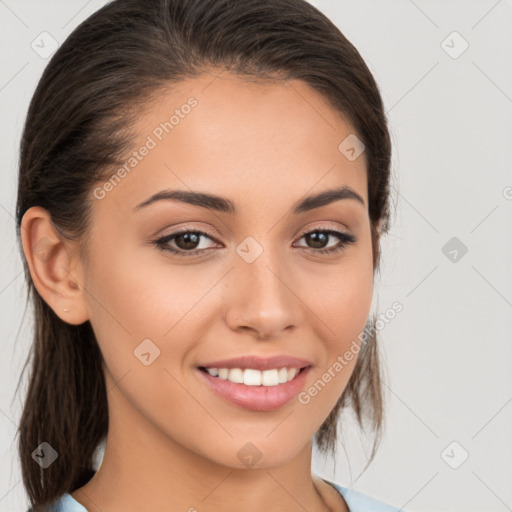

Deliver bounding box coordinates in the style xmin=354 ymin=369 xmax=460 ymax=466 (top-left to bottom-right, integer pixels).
xmin=287 ymin=368 xmax=298 ymax=380
xmin=204 ymin=366 xmax=303 ymax=386
xmin=261 ymin=369 xmax=279 ymax=386
xmin=228 ymin=368 xmax=244 ymax=384
xmin=278 ymin=367 xmax=288 ymax=383
xmin=243 ymin=369 xmax=261 ymax=386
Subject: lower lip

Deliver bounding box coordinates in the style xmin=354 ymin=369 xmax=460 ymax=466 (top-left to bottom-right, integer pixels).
xmin=196 ymin=367 xmax=311 ymax=412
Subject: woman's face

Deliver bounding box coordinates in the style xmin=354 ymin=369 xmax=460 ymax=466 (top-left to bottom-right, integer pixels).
xmin=78 ymin=72 xmax=374 ymax=469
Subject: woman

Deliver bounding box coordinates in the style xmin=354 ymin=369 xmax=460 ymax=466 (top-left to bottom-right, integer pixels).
xmin=16 ymin=0 xmax=401 ymax=510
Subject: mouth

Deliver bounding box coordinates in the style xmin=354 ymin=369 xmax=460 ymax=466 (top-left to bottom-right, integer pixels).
xmin=197 ymin=365 xmax=309 ymax=386
xmin=196 ymin=365 xmax=312 ymax=411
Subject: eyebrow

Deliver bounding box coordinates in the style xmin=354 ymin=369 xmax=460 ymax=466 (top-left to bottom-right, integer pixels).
xmin=133 ymin=186 xmax=365 ymax=214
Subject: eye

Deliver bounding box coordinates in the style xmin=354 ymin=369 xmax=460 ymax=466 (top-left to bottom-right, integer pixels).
xmin=294 ymin=228 xmax=356 ymax=256
xmin=152 ymin=226 xmax=356 ymax=258
xmin=152 ymin=228 xmax=219 ymax=257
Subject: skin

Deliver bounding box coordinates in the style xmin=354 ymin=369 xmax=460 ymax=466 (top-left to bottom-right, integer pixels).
xmin=21 ymin=71 xmax=376 ymax=512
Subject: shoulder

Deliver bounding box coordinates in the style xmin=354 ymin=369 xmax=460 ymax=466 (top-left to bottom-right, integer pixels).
xmin=325 ymin=480 xmax=404 ymax=512
xmin=32 ymin=493 xmax=87 ymax=512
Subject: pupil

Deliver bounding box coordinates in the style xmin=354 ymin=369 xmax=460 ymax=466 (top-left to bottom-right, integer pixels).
xmin=177 ymin=232 xmax=199 ymax=250
xmin=306 ymin=232 xmax=327 ymax=249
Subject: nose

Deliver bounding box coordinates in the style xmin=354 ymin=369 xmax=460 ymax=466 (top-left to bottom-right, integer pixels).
xmin=223 ymin=249 xmax=303 ymax=340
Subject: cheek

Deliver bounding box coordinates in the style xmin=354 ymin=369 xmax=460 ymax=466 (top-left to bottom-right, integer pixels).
xmin=83 ymin=238 xmax=206 ymax=336
xmin=297 ymin=273 xmax=373 ymax=431
xmin=325 ymin=269 xmax=374 ymax=345
xmin=301 ymin=248 xmax=374 ymax=401
xmin=81 ymin=242 xmax=221 ymax=395
xmin=306 ymin=244 xmax=374 ymax=343
xmin=81 ymin=250 xmax=210 ymax=428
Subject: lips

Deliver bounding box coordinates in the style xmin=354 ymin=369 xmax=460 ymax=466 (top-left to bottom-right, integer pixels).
xmin=196 ymin=354 xmax=312 ymax=371
xmin=196 ymin=365 xmax=312 ymax=411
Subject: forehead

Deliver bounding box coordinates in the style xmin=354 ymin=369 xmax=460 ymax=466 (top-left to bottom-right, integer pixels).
xmin=95 ymin=72 xmax=368 ymax=217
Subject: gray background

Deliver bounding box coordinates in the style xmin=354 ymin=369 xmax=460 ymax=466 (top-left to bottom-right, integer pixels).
xmin=1 ymin=1 xmax=511 ymax=511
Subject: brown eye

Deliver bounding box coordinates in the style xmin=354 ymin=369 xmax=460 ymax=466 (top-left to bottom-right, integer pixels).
xmin=295 ymin=229 xmax=356 ymax=255
xmin=153 ymin=227 xmax=356 ymax=258
xmin=173 ymin=232 xmax=202 ymax=250
xmin=153 ymin=229 xmax=219 ymax=257
xmin=304 ymin=231 xmax=329 ymax=249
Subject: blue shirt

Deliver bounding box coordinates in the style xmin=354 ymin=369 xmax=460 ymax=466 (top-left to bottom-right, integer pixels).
xmin=46 ymin=480 xmax=402 ymax=511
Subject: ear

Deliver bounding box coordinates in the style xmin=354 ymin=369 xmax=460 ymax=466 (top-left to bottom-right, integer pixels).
xmin=375 ymin=218 xmax=384 ymax=235
xmin=20 ymin=206 xmax=89 ymax=325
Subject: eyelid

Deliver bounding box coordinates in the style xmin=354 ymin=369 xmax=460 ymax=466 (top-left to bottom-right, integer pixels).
xmin=155 ymin=221 xmax=351 ymax=244
xmin=155 ymin=224 xmax=220 ymax=241
xmin=298 ymin=221 xmax=351 ymax=236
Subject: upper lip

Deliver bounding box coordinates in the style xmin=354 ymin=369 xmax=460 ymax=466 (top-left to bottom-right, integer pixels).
xmin=197 ymin=355 xmax=312 ymax=371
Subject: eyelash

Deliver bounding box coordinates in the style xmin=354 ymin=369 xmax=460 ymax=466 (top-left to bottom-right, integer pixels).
xmin=152 ymin=226 xmax=356 ymax=258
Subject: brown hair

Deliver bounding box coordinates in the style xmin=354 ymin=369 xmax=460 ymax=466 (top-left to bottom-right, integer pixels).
xmin=15 ymin=0 xmax=392 ymax=508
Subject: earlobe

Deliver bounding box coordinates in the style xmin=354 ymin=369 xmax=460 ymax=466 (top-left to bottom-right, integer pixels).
xmin=20 ymin=206 xmax=89 ymax=325
xmin=375 ymin=218 xmax=383 ymax=235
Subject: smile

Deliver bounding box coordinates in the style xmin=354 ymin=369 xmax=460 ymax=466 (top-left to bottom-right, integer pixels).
xmin=196 ymin=366 xmax=312 ymax=411
xmin=199 ymin=366 xmax=304 ymax=386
